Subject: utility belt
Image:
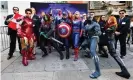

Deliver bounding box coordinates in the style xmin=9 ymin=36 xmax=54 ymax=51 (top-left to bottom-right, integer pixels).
xmin=73 ymin=29 xmax=80 ymax=32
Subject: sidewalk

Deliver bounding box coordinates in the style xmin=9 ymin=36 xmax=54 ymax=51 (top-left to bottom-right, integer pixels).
xmin=1 ymin=45 xmax=133 ymax=80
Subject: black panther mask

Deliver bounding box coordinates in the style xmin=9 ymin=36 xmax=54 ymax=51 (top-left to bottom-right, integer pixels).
xmin=86 ymin=16 xmax=92 ymax=24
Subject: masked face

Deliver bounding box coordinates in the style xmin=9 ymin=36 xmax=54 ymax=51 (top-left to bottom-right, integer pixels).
xmin=87 ymin=15 xmax=92 ymax=24
xmin=90 ymin=13 xmax=94 ymax=18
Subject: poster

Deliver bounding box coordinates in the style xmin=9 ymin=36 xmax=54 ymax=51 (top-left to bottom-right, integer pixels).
xmin=30 ymin=2 xmax=88 ymax=16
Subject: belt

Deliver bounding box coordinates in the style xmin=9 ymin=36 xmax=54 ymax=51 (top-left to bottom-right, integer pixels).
xmin=73 ymin=29 xmax=80 ymax=32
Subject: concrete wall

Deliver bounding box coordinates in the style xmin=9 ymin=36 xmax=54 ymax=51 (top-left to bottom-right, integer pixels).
xmin=0 ymin=1 xmax=8 ymax=26
xmin=8 ymin=1 xmax=30 ymax=15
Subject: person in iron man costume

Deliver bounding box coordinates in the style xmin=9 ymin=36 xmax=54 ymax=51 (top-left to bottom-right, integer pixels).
xmin=57 ymin=12 xmax=72 ymax=59
xmin=17 ymin=8 xmax=36 ymax=66
xmin=72 ymin=11 xmax=83 ymax=61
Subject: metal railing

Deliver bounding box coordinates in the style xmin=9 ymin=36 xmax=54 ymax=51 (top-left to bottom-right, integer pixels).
xmin=0 ymin=26 xmax=10 ymax=52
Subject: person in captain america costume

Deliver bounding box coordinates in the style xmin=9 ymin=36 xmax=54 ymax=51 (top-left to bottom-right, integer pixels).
xmin=17 ymin=8 xmax=36 ymax=66
xmin=72 ymin=11 xmax=84 ymax=61
xmin=57 ymin=12 xmax=72 ymax=59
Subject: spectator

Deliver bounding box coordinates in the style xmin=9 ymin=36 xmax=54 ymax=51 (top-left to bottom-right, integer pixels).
xmin=31 ymin=7 xmax=41 ymax=47
xmin=4 ymin=7 xmax=21 ymax=60
xmin=115 ymin=10 xmax=130 ymax=59
xmin=127 ymin=16 xmax=133 ymax=44
xmin=98 ymin=15 xmax=108 ymax=58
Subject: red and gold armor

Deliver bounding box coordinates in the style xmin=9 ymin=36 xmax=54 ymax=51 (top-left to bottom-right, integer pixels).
xmin=17 ymin=16 xmax=36 ymax=66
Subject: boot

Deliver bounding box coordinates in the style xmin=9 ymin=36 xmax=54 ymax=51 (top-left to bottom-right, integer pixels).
xmin=53 ymin=43 xmax=64 ymax=60
xmin=66 ymin=48 xmax=70 ymax=59
xmin=116 ymin=67 xmax=130 ymax=79
xmin=48 ymin=44 xmax=52 ymax=53
xmin=27 ymin=48 xmax=36 ymax=60
xmin=74 ymin=48 xmax=79 ymax=61
xmin=112 ymin=54 xmax=130 ymax=79
xmin=21 ymin=50 xmax=28 ymax=66
xmin=49 ymin=48 xmax=52 ymax=53
xmin=90 ymin=56 xmax=101 ymax=78
xmin=42 ymin=48 xmax=48 ymax=57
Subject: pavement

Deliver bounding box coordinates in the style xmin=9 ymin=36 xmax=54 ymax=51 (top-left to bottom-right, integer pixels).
xmin=1 ymin=42 xmax=133 ymax=80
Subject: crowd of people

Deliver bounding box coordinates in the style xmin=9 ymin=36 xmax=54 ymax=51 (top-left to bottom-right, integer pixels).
xmin=4 ymin=6 xmax=133 ymax=79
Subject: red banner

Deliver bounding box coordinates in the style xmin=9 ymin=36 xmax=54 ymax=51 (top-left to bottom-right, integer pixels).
xmin=8 ymin=13 xmax=22 ymax=30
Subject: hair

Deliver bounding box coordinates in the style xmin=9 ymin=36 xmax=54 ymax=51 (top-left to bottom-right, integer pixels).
xmin=99 ymin=15 xmax=105 ymax=22
xmin=106 ymin=16 xmax=117 ymax=28
xmin=25 ymin=8 xmax=32 ymax=14
xmin=74 ymin=11 xmax=81 ymax=20
xmin=13 ymin=7 xmax=19 ymax=11
xmin=119 ymin=9 xmax=126 ymax=13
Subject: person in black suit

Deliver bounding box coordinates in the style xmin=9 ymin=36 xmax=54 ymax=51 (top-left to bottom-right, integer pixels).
xmin=115 ymin=10 xmax=130 ymax=59
xmin=31 ymin=8 xmax=41 ymax=47
xmin=4 ymin=7 xmax=21 ymax=60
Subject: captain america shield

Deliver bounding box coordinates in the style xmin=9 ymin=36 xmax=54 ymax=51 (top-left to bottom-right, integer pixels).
xmin=58 ymin=23 xmax=72 ymax=38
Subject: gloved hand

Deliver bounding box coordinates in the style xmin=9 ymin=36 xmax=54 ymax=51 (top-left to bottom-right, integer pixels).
xmin=40 ymin=32 xmax=48 ymax=39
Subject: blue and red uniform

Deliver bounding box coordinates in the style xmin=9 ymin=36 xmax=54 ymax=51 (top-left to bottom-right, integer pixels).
xmin=72 ymin=19 xmax=83 ymax=61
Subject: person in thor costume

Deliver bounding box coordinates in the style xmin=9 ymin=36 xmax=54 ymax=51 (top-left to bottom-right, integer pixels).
xmin=17 ymin=8 xmax=36 ymax=66
xmin=72 ymin=11 xmax=84 ymax=61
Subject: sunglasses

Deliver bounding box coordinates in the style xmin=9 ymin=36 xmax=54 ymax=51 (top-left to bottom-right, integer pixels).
xmin=119 ymin=13 xmax=124 ymax=14
xmin=13 ymin=9 xmax=19 ymax=11
xmin=26 ymin=13 xmax=31 ymax=14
